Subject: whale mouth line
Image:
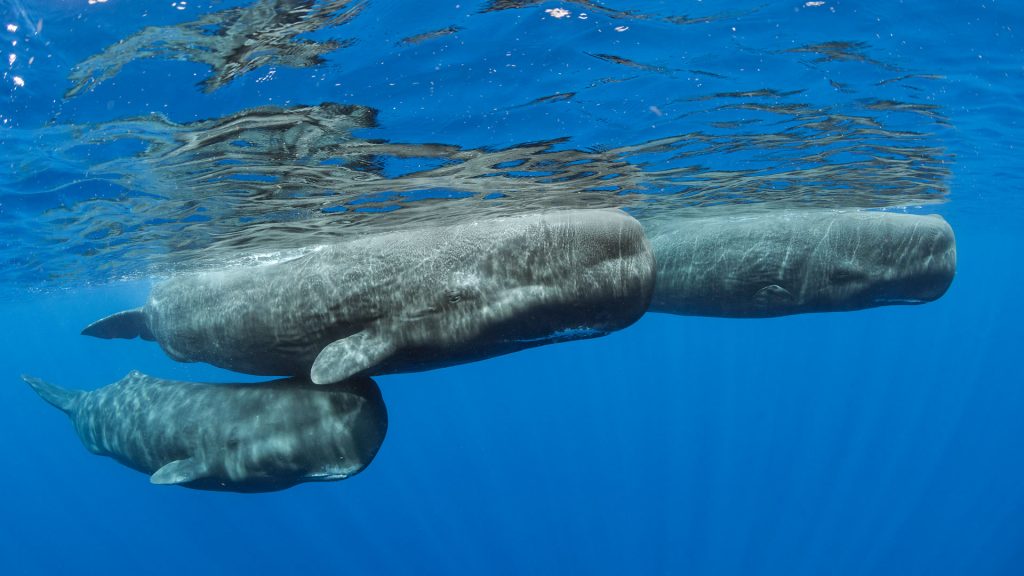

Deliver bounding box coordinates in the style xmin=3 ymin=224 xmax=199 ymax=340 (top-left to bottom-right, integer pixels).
xmin=304 ymin=472 xmax=351 ymax=481
xmin=509 ymin=326 xmax=608 ymax=345
xmin=871 ymin=297 xmax=927 ymax=305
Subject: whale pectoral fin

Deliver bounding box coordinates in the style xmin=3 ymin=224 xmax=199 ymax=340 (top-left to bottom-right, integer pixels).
xmin=81 ymin=308 xmax=154 ymax=341
xmin=311 ymin=330 xmax=396 ymax=385
xmin=754 ymin=284 xmax=795 ymax=308
xmin=151 ymin=458 xmax=209 ymax=486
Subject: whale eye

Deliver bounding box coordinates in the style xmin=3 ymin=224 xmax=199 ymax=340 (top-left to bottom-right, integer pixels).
xmin=446 ymin=289 xmax=462 ymax=304
xmin=832 ymin=267 xmax=865 ymax=283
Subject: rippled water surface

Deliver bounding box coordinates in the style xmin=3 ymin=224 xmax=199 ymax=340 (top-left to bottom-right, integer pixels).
xmin=1 ymin=0 xmax=966 ymax=288
xmin=1 ymin=1 xmax=1022 ymax=575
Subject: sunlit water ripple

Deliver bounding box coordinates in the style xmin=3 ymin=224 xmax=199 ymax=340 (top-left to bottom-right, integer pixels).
xmin=0 ymin=0 xmax=955 ymax=290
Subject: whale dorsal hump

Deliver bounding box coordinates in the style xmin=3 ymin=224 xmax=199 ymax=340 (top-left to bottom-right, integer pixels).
xmin=310 ymin=329 xmax=396 ymax=385
xmin=81 ymin=308 xmax=155 ymax=341
xmin=151 ymin=457 xmax=209 ymax=486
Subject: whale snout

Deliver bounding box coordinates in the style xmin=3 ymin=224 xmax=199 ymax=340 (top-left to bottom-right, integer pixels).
xmin=862 ymin=214 xmax=957 ymax=306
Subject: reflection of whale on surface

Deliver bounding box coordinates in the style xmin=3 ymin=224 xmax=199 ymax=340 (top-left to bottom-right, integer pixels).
xmin=23 ymin=372 xmax=387 ymax=493
xmin=646 ymin=211 xmax=956 ymax=318
xmin=83 ymin=209 xmax=655 ymax=384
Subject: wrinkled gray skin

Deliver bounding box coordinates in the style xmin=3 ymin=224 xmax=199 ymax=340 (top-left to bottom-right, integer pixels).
xmin=83 ymin=209 xmax=655 ymax=384
xmin=22 ymin=372 xmax=387 ymax=493
xmin=646 ymin=211 xmax=956 ymax=318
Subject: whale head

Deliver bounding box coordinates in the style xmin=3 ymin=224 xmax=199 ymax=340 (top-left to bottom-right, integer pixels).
xmin=414 ymin=208 xmax=657 ymax=355
xmin=242 ymin=377 xmax=388 ymax=488
xmin=811 ymin=213 xmax=956 ymax=310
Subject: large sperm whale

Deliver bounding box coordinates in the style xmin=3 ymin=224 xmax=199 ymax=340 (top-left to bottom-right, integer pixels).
xmin=82 ymin=209 xmax=655 ymax=384
xmin=646 ymin=210 xmax=956 ymax=318
xmin=23 ymin=372 xmax=388 ymax=492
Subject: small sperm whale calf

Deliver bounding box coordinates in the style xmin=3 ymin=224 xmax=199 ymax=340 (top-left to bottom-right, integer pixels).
xmin=646 ymin=210 xmax=956 ymax=318
xmin=23 ymin=372 xmax=388 ymax=492
xmin=82 ymin=209 xmax=655 ymax=384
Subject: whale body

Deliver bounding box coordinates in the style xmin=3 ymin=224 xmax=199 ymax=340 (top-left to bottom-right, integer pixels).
xmin=23 ymin=372 xmax=388 ymax=492
xmin=82 ymin=209 xmax=655 ymax=384
xmin=646 ymin=210 xmax=956 ymax=318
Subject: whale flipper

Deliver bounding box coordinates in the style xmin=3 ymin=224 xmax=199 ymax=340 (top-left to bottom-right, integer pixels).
xmin=753 ymin=284 xmax=795 ymax=307
xmin=81 ymin=308 xmax=155 ymax=341
xmin=311 ymin=330 xmax=396 ymax=385
xmin=22 ymin=375 xmax=82 ymax=414
xmin=151 ymin=458 xmax=209 ymax=485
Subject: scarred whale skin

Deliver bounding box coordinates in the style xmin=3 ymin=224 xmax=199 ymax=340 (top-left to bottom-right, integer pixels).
xmin=646 ymin=210 xmax=956 ymax=318
xmin=23 ymin=372 xmax=387 ymax=492
xmin=82 ymin=209 xmax=655 ymax=384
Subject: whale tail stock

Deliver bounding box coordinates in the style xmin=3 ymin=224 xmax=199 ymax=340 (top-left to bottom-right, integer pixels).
xmin=22 ymin=375 xmax=82 ymax=414
xmin=81 ymin=308 xmax=155 ymax=341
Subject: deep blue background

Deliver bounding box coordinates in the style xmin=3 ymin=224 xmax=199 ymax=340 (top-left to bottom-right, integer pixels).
xmin=2 ymin=1 xmax=1023 ymax=574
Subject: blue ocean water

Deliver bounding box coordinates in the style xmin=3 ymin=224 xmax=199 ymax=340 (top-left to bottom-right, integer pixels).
xmin=1 ymin=1 xmax=1022 ymax=574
